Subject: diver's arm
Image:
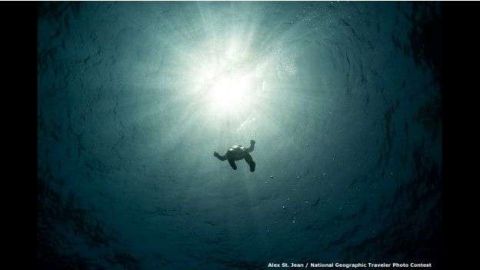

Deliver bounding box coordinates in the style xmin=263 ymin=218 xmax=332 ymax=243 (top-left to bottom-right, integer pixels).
xmin=214 ymin=151 xmax=227 ymax=161
xmin=246 ymin=140 xmax=255 ymax=153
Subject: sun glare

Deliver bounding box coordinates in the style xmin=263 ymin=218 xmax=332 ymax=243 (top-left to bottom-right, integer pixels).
xmin=189 ymin=39 xmax=262 ymax=115
xmin=208 ymin=73 xmax=253 ymax=112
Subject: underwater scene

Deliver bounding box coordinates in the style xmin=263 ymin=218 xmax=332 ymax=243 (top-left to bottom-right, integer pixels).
xmin=38 ymin=2 xmax=442 ymax=269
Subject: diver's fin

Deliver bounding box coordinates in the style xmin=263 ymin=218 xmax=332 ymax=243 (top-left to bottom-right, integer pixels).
xmin=248 ymin=160 xmax=255 ymax=172
xmin=228 ymin=159 xmax=237 ymax=170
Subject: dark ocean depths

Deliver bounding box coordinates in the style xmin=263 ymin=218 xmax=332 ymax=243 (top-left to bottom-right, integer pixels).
xmin=37 ymin=2 xmax=442 ymax=270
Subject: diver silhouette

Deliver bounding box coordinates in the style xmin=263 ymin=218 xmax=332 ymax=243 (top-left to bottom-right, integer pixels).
xmin=214 ymin=140 xmax=256 ymax=172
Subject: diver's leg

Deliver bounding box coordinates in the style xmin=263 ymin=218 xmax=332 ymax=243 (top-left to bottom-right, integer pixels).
xmin=228 ymin=159 xmax=237 ymax=170
xmin=246 ymin=140 xmax=255 ymax=153
xmin=244 ymin=154 xmax=256 ymax=172
xmin=214 ymin=152 xmax=227 ymax=161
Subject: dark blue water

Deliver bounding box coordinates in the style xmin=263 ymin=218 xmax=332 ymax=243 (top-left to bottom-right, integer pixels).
xmin=38 ymin=2 xmax=442 ymax=269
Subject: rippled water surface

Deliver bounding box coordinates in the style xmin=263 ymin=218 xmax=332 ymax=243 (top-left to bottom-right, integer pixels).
xmin=38 ymin=2 xmax=442 ymax=269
